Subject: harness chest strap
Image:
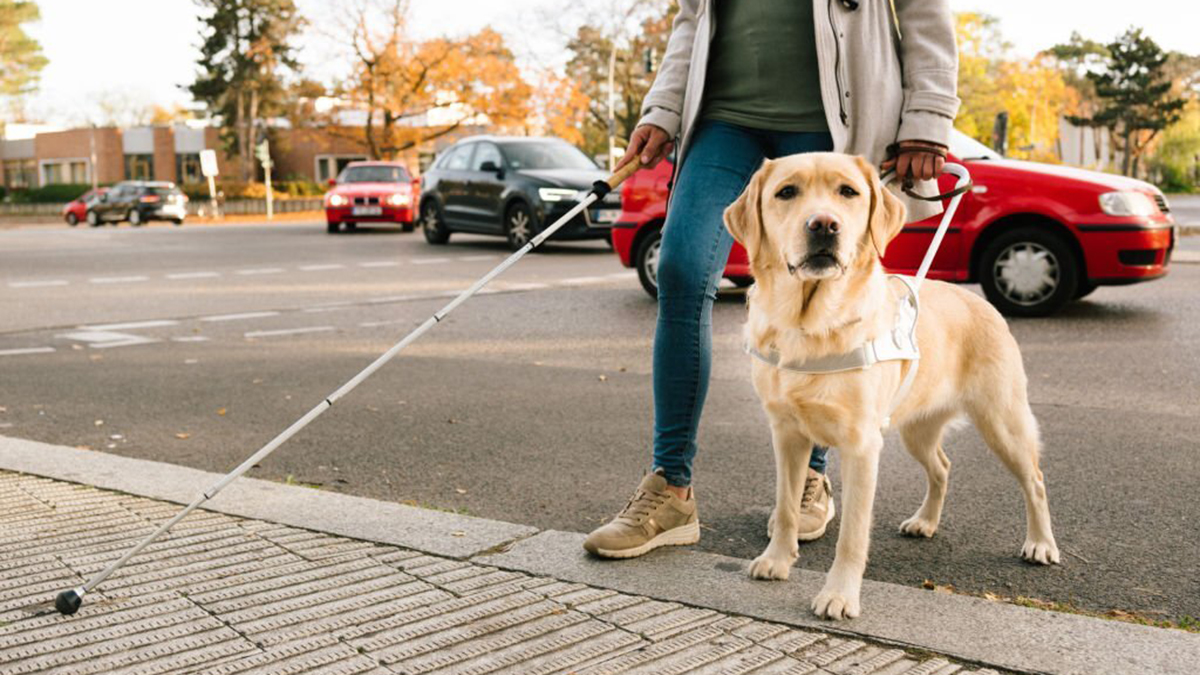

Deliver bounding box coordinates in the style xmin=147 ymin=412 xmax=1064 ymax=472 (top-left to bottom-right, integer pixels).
xmin=743 ymin=275 xmax=921 ymax=428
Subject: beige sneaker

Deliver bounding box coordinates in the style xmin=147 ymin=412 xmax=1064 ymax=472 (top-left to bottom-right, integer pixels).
xmin=583 ymin=470 xmax=700 ymax=559
xmin=796 ymin=468 xmax=836 ymax=541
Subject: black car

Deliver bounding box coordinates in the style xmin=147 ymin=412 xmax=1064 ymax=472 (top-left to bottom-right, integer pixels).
xmin=418 ymin=136 xmax=621 ymax=250
xmin=86 ymin=181 xmax=188 ymax=227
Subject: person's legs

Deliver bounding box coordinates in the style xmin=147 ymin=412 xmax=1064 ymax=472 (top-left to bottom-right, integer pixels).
xmin=652 ymin=121 xmax=769 ymax=488
xmin=767 ymin=130 xmax=836 ymax=475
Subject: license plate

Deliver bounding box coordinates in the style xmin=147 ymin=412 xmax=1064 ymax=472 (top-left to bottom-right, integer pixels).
xmin=352 ymin=206 xmax=382 ymax=216
xmin=591 ymin=209 xmax=620 ymax=225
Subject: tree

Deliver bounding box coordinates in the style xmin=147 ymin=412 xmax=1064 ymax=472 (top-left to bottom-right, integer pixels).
xmin=338 ymin=0 xmax=532 ymax=159
xmin=0 ymin=0 xmax=48 ymax=100
xmin=189 ymin=0 xmax=304 ymax=180
xmin=1066 ymin=28 xmax=1187 ymax=176
xmin=561 ymin=0 xmax=677 ymax=158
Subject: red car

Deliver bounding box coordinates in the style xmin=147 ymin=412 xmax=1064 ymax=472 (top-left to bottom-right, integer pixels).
xmin=63 ymin=188 xmax=108 ymax=226
xmin=324 ymin=161 xmax=418 ymax=234
xmin=612 ymin=131 xmax=1176 ymax=316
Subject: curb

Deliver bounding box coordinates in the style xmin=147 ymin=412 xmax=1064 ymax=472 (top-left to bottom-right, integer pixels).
xmin=3 ymin=435 xmax=1197 ymax=675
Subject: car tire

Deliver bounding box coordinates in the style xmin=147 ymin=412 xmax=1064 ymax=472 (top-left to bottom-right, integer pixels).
xmin=979 ymin=227 xmax=1079 ymax=318
xmin=129 ymin=209 xmax=143 ymax=227
xmin=66 ymin=212 xmax=78 ymax=226
xmin=504 ymin=202 xmax=536 ymax=251
xmin=327 ymin=221 xmax=340 ymax=234
xmin=1073 ymin=280 xmax=1098 ymax=300
xmin=172 ymin=218 xmax=184 ymax=226
xmin=421 ymin=201 xmax=450 ymax=244
xmin=345 ymin=222 xmax=357 ymax=232
xmin=635 ymin=228 xmax=663 ymax=299
xmin=730 ymin=276 xmax=754 ymax=288
xmin=87 ymin=210 xmax=101 ymax=227
xmin=401 ymin=222 xmax=415 ymax=233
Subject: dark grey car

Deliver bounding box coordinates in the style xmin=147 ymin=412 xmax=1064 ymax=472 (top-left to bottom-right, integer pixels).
xmin=418 ymin=136 xmax=621 ymax=250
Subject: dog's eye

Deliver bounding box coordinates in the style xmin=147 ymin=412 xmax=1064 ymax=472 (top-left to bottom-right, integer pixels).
xmin=775 ymin=185 xmax=798 ymax=200
xmin=839 ymin=185 xmax=860 ymax=198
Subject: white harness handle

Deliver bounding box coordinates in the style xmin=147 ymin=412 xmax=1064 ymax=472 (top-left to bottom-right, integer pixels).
xmin=745 ymin=164 xmax=972 ymax=429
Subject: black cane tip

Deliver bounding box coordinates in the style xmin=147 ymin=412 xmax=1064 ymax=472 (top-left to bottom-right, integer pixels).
xmin=55 ymin=589 xmax=82 ymax=615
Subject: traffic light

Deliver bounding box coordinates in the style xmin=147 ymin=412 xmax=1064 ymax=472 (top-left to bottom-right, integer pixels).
xmin=255 ymin=139 xmax=271 ymax=165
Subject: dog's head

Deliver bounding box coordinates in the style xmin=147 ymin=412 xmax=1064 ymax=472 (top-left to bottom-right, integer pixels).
xmin=723 ymin=153 xmax=905 ymax=281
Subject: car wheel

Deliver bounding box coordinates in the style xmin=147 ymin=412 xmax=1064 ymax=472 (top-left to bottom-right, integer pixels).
xmin=1074 ymin=280 xmax=1098 ymax=300
xmin=422 ymin=201 xmax=450 ymax=244
xmin=345 ymin=222 xmax=357 ymax=232
xmin=730 ymin=276 xmax=754 ymax=288
xmin=172 ymin=218 xmax=184 ymax=226
xmin=66 ymin=212 xmax=79 ymax=226
xmin=635 ymin=229 xmax=663 ymax=299
xmin=129 ymin=209 xmax=143 ymax=226
xmin=87 ymin=210 xmax=101 ymax=227
xmin=401 ymin=222 xmax=415 ymax=233
xmin=504 ymin=202 xmax=536 ymax=251
xmin=327 ymin=221 xmax=340 ymax=234
xmin=979 ymin=227 xmax=1079 ymax=317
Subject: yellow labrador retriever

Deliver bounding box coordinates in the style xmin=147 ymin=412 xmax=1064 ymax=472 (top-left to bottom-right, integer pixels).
xmin=724 ymin=153 xmax=1059 ymax=621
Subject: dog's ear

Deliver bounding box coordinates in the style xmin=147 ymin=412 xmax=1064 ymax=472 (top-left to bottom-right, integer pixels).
xmin=856 ymin=156 xmax=906 ymax=258
xmin=724 ymin=160 xmax=772 ymax=256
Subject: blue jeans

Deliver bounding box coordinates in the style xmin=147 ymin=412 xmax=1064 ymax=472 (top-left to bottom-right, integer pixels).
xmin=652 ymin=120 xmax=833 ymax=488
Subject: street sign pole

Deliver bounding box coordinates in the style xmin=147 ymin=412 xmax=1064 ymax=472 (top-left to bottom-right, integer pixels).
xmin=256 ymin=140 xmax=273 ymax=221
xmin=200 ymin=149 xmax=220 ymax=219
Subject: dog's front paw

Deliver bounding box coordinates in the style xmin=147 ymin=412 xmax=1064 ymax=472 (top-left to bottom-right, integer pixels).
xmin=748 ymin=553 xmax=792 ymax=581
xmin=766 ymin=509 xmax=776 ymax=539
xmin=811 ymin=585 xmax=861 ymax=620
xmin=899 ymin=514 xmax=938 ymax=538
xmin=1021 ymin=538 xmax=1060 ymax=565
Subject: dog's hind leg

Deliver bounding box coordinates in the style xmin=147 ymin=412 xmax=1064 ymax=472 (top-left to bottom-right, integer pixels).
xmin=749 ymin=415 xmax=812 ymax=582
xmin=897 ymin=413 xmax=955 ymax=538
xmin=968 ymin=397 xmax=1060 ymax=565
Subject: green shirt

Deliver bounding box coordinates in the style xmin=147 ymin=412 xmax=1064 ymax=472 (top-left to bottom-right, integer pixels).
xmin=701 ymin=0 xmax=828 ymax=133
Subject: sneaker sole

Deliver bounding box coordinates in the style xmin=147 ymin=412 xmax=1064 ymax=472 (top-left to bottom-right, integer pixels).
xmin=591 ymin=520 xmax=701 ymax=559
xmin=797 ymin=498 xmax=836 ymax=542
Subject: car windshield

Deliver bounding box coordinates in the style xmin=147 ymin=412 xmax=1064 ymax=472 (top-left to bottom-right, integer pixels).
xmin=949 ymin=130 xmax=1002 ymax=160
xmin=340 ymin=166 xmax=411 ymax=183
xmin=503 ymin=142 xmax=597 ymax=170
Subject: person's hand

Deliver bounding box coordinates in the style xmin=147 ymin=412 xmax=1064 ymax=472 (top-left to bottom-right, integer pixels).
xmin=881 ymin=139 xmax=946 ymax=181
xmin=617 ymin=124 xmax=673 ymax=171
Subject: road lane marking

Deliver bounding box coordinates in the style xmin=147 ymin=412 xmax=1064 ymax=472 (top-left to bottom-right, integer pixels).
xmin=561 ymin=276 xmax=607 ymax=285
xmin=303 ymin=305 xmax=353 ymax=313
xmin=457 ymin=255 xmax=500 ymax=262
xmin=82 ymin=320 xmax=179 ymax=331
xmin=299 ymin=264 xmax=345 ymax=271
xmin=367 ymin=294 xmax=421 ymax=304
xmin=235 ymin=268 xmax=285 ymax=275
xmin=58 ymin=330 xmax=157 ymax=349
xmin=410 ymin=257 xmax=450 ymax=264
xmin=0 ymin=347 xmax=56 ymax=357
xmin=501 ymin=282 xmax=549 ymax=291
xmin=166 ymin=271 xmax=221 ymax=280
xmin=606 ymin=271 xmax=638 ymax=280
xmin=8 ymin=280 xmax=69 ymax=288
xmin=245 ymin=326 xmax=335 ymax=338
xmin=171 ymin=336 xmax=210 ymax=342
xmin=200 ymin=311 xmax=281 ymax=322
xmin=90 ymin=276 xmax=150 ymax=284
xmin=359 ymin=261 xmax=400 ymax=268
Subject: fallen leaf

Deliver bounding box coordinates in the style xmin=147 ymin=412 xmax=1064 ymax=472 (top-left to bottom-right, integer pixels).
xmin=451 ymin=531 xmax=465 ymax=537
xmin=94 ymin=419 xmax=104 ymax=427
xmin=175 ymin=432 xmax=190 ymax=440
xmin=922 ymin=579 xmax=935 ymax=590
xmin=618 ymin=367 xmax=627 ymax=373
xmin=455 ymin=488 xmax=467 ymax=494
xmin=216 ymin=408 xmax=227 ymax=416
xmin=446 ymin=418 xmax=457 ymax=424
xmin=983 ymin=592 xmax=1003 ymax=602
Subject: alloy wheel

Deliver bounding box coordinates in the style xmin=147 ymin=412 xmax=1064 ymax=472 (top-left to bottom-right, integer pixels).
xmin=993 ymin=242 xmax=1060 ymax=307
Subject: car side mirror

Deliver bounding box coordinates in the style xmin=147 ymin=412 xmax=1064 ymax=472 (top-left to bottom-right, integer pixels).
xmin=327 ymin=178 xmax=337 ymax=187
xmin=480 ymin=161 xmax=502 ymax=174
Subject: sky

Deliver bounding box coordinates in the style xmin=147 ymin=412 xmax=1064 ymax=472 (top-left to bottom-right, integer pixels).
xmin=18 ymin=0 xmax=1198 ymax=127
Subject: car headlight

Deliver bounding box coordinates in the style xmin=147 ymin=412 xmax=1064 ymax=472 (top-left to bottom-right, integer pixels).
xmin=1098 ymin=191 xmax=1157 ymax=217
xmin=538 ymin=187 xmax=579 ymax=203
xmin=387 ymin=192 xmax=410 ymax=207
xmin=327 ymin=193 xmax=348 ymax=207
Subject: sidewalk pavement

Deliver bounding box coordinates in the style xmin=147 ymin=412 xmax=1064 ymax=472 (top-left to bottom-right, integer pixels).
xmin=3 ymin=436 xmax=1198 ymax=675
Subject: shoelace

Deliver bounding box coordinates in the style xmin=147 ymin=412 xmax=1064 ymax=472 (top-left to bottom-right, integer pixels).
xmin=800 ymin=475 xmax=822 ymax=509
xmin=619 ymin=489 xmax=668 ymax=522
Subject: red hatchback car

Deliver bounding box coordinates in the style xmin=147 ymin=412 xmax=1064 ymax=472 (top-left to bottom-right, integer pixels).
xmin=324 ymin=161 xmax=418 ymax=233
xmin=63 ymin=187 xmax=108 ymax=226
xmin=612 ymin=131 xmax=1176 ymax=316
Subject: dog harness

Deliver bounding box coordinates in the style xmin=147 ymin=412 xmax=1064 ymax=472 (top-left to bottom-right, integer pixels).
xmin=744 ymin=275 xmax=921 ymax=428
xmin=740 ymin=163 xmax=973 ymax=429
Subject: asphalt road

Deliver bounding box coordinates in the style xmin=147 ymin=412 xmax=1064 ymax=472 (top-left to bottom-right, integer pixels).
xmin=2 ymin=220 xmax=1198 ymax=623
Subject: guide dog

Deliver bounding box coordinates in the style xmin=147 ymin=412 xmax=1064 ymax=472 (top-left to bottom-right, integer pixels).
xmin=724 ymin=153 xmax=1059 ymax=620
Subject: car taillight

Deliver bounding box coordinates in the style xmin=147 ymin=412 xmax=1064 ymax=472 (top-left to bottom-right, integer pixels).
xmin=140 ymin=195 xmax=161 ymax=203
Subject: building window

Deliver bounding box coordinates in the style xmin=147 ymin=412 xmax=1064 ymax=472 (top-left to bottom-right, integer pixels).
xmin=125 ymin=154 xmax=154 ymax=180
xmin=3 ymin=159 xmax=37 ymax=189
xmin=40 ymin=159 xmax=90 ymax=185
xmin=316 ymin=155 xmax=367 ymax=183
xmin=176 ymin=153 xmax=203 ymax=184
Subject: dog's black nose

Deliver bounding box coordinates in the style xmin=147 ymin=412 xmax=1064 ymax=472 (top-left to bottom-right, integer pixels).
xmin=806 ymin=213 xmax=840 ymax=235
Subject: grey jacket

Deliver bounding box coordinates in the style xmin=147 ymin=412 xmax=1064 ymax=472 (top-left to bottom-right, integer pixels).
xmin=639 ymin=0 xmax=960 ymax=222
